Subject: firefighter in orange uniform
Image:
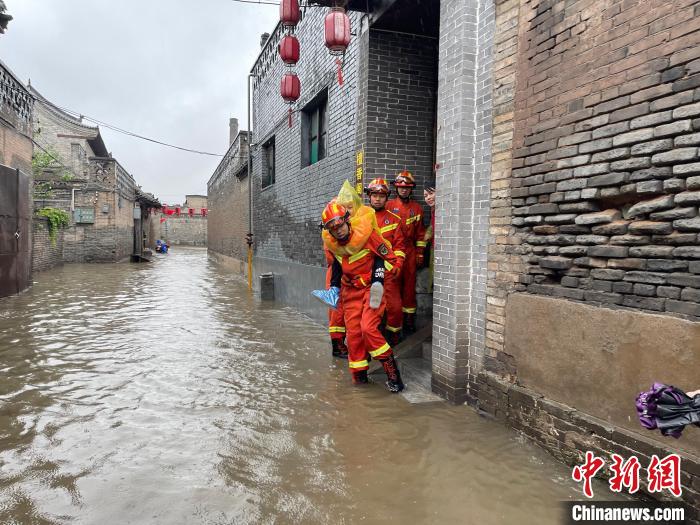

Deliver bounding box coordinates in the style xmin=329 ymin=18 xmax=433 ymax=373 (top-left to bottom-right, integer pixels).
xmin=365 ymin=178 xmax=406 ymax=346
xmin=317 ymin=201 xmax=404 ymax=392
xmin=387 ymin=171 xmax=428 ymax=334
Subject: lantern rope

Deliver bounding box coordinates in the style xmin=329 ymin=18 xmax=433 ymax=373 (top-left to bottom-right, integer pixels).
xmin=335 ymin=57 xmax=344 ymax=86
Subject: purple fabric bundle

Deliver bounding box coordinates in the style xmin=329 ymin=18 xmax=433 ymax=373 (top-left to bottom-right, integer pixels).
xmin=636 ymin=383 xmax=700 ymax=439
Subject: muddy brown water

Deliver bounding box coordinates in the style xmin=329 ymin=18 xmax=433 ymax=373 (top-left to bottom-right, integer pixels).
xmin=0 ymin=248 xmax=619 ymax=524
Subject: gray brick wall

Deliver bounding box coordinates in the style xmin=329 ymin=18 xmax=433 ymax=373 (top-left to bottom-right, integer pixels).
xmin=251 ymin=8 xmax=364 ymax=267
xmin=432 ymin=0 xmax=496 ymax=404
xmin=365 ymin=30 xmax=438 ymax=209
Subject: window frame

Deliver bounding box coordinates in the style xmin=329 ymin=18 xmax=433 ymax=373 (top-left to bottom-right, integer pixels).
xmin=262 ymin=136 xmax=276 ymax=189
xmin=301 ymin=89 xmax=328 ymax=167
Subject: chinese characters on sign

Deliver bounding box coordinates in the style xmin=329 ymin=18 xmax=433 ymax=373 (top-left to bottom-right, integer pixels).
xmin=355 ymin=149 xmax=364 ymax=195
xmin=572 ymin=452 xmax=682 ymax=498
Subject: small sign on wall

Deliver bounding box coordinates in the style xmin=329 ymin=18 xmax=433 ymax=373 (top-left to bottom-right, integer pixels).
xmin=74 ymin=207 xmax=95 ymax=224
xmin=355 ymin=148 xmax=364 ymax=195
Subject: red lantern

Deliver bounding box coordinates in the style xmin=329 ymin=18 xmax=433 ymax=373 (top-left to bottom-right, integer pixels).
xmin=280 ymin=0 xmax=300 ymax=28
xmin=281 ymin=73 xmax=301 ymax=128
xmin=281 ymin=73 xmax=301 ymax=103
xmin=279 ymin=35 xmax=300 ymax=66
xmin=175 ymin=207 xmax=181 ymax=217
xmin=324 ymin=7 xmax=351 ymax=55
xmin=201 ymin=208 xmax=208 ymax=217
xmin=188 ymin=208 xmax=194 ymax=217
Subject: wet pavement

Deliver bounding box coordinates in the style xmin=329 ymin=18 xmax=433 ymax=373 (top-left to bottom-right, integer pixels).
xmin=0 ymin=248 xmax=614 ymax=524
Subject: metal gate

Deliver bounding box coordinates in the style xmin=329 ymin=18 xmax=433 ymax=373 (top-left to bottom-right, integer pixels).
xmin=0 ymin=164 xmax=31 ymax=297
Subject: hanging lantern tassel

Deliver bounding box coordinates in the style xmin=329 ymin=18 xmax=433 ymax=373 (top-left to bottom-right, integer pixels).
xmin=288 ymin=107 xmax=293 ymax=128
xmin=335 ymin=57 xmax=344 ymax=86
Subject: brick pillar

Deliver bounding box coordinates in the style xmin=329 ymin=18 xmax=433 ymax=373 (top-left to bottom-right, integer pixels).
xmin=432 ymin=0 xmax=495 ymax=404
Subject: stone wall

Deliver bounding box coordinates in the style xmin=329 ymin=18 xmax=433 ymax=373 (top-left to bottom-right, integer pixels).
xmin=32 ymin=216 xmax=64 ymax=272
xmin=160 ymin=215 xmax=207 ymax=246
xmin=477 ymin=0 xmax=700 ymax=511
xmin=507 ymin=0 xmax=700 ymax=319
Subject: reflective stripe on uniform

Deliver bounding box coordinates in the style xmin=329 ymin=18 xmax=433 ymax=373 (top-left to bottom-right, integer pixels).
xmin=402 ymin=306 xmax=417 ymax=314
xmin=348 ymin=248 xmax=371 ymax=263
xmin=384 ymin=260 xmax=394 ymax=271
xmin=329 ymin=326 xmax=346 ymax=333
xmin=369 ymin=342 xmax=390 ymax=357
xmin=335 ymin=254 xmax=343 ymax=264
xmin=380 ymin=223 xmax=398 ymax=234
xmin=349 ymin=359 xmax=369 ymax=369
xmin=394 ymin=250 xmax=406 ymax=258
xmin=406 ymin=215 xmax=422 ymax=225
xmin=416 ymin=241 xmax=427 ymax=247
xmin=386 ymin=325 xmax=402 ymax=333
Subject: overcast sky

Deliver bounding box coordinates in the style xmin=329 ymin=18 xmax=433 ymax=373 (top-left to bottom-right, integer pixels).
xmin=1 ymin=0 xmax=279 ymax=204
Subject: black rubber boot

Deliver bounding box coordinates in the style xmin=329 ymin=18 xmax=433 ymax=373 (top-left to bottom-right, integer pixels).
xmin=352 ymin=369 xmax=369 ymax=385
xmin=403 ymin=313 xmax=416 ymax=335
xmin=380 ymin=355 xmax=404 ymax=393
xmin=331 ymin=339 xmax=349 ymax=359
xmin=386 ymin=331 xmax=401 ymax=347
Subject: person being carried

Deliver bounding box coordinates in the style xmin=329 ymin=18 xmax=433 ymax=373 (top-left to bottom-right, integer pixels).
xmin=315 ymin=198 xmax=405 ymax=392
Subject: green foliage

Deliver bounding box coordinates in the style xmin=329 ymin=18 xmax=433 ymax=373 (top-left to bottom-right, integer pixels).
xmin=32 ymin=146 xmax=71 ymax=180
xmin=34 ymin=181 xmax=54 ymax=199
xmin=36 ymin=207 xmax=70 ymax=246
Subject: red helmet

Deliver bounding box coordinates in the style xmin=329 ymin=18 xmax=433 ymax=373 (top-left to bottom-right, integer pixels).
xmin=321 ymin=201 xmax=350 ymax=230
xmin=393 ymin=170 xmax=415 ymax=187
xmin=365 ymin=177 xmax=390 ymax=195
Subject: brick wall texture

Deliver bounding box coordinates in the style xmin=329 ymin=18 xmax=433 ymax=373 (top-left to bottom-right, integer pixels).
xmin=365 ymin=30 xmax=438 ymax=211
xmin=485 ymin=0 xmax=700 ymax=369
xmin=245 ymin=10 xmax=438 ymax=271
xmin=431 ymin=0 xmax=496 ymax=403
xmin=510 ymin=0 xmax=700 ymax=317
xmin=251 ymin=8 xmax=365 ymax=268
xmin=161 ymin=215 xmax=207 ymax=246
xmin=32 ymin=95 xmax=140 ymax=264
xmin=208 ymin=132 xmax=250 ymax=264
xmin=480 ymin=0 xmax=700 ymax=512
xmin=32 ymin=217 xmax=64 ymax=272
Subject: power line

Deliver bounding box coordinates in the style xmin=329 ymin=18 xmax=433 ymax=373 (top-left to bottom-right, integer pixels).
xmin=47 ymin=100 xmax=225 ymax=157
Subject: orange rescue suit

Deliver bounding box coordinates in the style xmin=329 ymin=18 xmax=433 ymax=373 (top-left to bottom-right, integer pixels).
xmin=323 ymin=210 xmax=400 ymax=372
xmin=386 ymin=197 xmax=427 ymax=315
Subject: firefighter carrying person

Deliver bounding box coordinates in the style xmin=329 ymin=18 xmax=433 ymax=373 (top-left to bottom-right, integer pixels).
xmin=313 ymin=191 xmax=405 ymax=392
xmin=323 ymin=181 xmax=376 ymax=360
xmin=387 ymin=170 xmax=428 ymax=334
xmin=365 ymin=177 xmax=407 ymax=346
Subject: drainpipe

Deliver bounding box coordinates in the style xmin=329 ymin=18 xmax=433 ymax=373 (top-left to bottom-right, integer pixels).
xmin=247 ymin=73 xmax=255 ymax=292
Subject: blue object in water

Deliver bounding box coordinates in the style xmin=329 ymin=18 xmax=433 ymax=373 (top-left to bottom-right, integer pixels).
xmin=311 ymin=287 xmax=340 ymax=310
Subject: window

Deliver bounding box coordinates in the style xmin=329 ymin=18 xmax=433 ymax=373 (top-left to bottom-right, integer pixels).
xmin=302 ymin=90 xmax=328 ymax=167
xmin=262 ymin=137 xmax=275 ymax=188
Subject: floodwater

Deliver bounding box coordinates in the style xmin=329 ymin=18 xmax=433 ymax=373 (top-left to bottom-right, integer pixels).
xmin=0 ymin=248 xmax=613 ymax=524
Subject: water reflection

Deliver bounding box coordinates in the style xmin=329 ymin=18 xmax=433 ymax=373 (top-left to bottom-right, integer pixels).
xmin=0 ymin=248 xmax=614 ymax=524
